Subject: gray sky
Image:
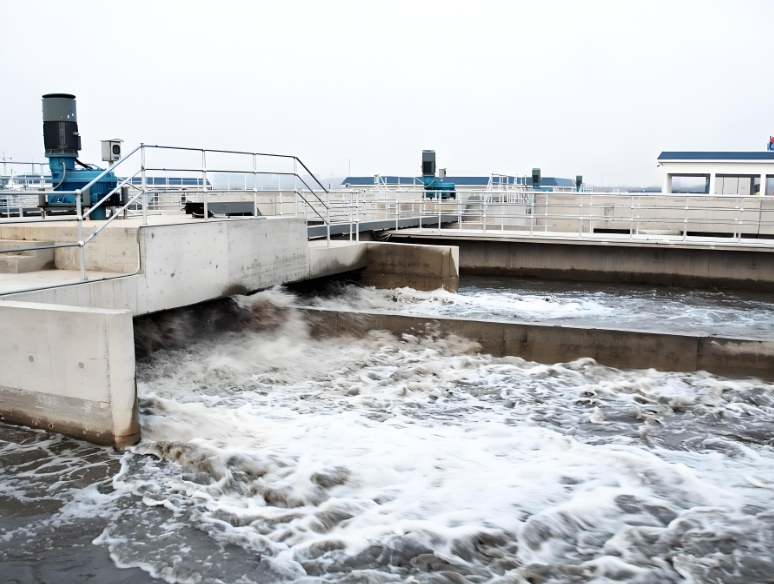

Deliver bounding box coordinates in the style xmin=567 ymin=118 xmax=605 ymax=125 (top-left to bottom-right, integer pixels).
xmin=1 ymin=0 xmax=772 ymax=186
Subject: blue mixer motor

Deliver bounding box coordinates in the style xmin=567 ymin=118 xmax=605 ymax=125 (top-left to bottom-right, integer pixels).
xmin=42 ymin=93 xmax=119 ymax=220
xmin=422 ymin=150 xmax=456 ymax=199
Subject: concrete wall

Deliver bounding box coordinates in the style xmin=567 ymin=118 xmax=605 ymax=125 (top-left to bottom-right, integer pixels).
xmin=139 ymin=216 xmax=310 ymax=312
xmin=392 ymin=236 xmax=774 ymax=291
xmin=308 ymin=242 xmax=368 ymax=280
xmin=3 ymin=216 xmax=311 ymax=315
xmin=363 ymin=241 xmax=459 ymax=292
xmin=0 ymin=223 xmax=140 ymax=273
xmin=301 ymin=307 xmax=774 ymax=381
xmin=0 ymin=301 xmax=139 ymax=448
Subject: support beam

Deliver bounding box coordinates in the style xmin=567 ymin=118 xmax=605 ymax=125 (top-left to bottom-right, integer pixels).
xmin=708 ymin=173 xmax=717 ymax=195
xmin=761 ymin=173 xmax=768 ymax=196
xmin=662 ymin=173 xmax=672 ymax=195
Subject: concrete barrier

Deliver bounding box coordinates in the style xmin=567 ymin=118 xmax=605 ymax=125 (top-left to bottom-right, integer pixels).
xmin=300 ymin=307 xmax=774 ymax=380
xmin=308 ymin=241 xmax=368 ymax=280
xmin=0 ymin=301 xmax=139 ymax=448
xmin=3 ymin=216 xmax=312 ymax=315
xmin=391 ymin=235 xmax=774 ymax=291
xmin=363 ymin=241 xmax=459 ymax=292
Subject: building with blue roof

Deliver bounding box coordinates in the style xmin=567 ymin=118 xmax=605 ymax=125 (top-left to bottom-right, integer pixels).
xmin=341 ymin=175 xmax=578 ymax=192
xmin=657 ymin=151 xmax=774 ymax=196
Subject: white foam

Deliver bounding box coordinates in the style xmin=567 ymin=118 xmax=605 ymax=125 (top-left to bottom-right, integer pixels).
xmin=98 ymin=299 xmax=774 ymax=581
xmin=306 ymin=280 xmax=774 ymax=339
xmin=5 ymin=288 xmax=774 ymax=582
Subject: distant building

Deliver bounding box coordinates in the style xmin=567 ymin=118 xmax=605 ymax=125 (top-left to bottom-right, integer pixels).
xmin=341 ymin=175 xmax=578 ymax=192
xmin=658 ymin=152 xmax=774 ymax=196
xmin=128 ymin=177 xmax=210 ymax=189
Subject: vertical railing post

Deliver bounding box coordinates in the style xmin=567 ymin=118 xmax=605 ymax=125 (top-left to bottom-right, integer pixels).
xmin=141 ymin=144 xmax=148 ymax=226
xmin=326 ymin=188 xmax=330 ymax=247
xmin=75 ymin=189 xmax=86 ymax=281
xmin=253 ymin=154 xmax=258 ymax=217
xmin=636 ymin=196 xmax=641 ymax=235
xmin=482 ymin=200 xmax=487 ymax=233
xmin=683 ymin=197 xmax=688 ymax=242
xmin=395 ymin=192 xmax=399 ymax=232
xmin=629 ymin=196 xmax=634 ymax=240
xmin=202 ymin=150 xmax=208 ymax=221
xmin=439 ymin=198 xmax=443 ymax=233
xmin=737 ymin=197 xmax=744 ymax=243
xmin=544 ymin=192 xmax=549 ymax=233
xmin=589 ymin=194 xmax=594 ymax=235
xmin=530 ymin=192 xmax=535 ymax=236
xmin=578 ymin=195 xmax=583 ymax=238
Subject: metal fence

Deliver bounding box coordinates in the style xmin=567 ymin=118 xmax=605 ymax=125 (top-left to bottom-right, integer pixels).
xmin=3 ymin=144 xmax=774 ymax=296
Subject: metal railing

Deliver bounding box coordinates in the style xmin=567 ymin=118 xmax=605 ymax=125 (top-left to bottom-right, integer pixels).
xmin=3 ymin=154 xmax=774 ymax=297
xmin=0 ymin=144 xmax=335 ymax=294
xmin=382 ymin=191 xmax=774 ymax=245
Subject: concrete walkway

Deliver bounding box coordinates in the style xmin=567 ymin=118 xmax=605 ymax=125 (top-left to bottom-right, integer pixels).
xmin=394 ymin=227 xmax=774 ymax=252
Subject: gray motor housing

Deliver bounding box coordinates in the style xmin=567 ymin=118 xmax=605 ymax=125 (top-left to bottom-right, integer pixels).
xmin=42 ymin=93 xmax=81 ymax=154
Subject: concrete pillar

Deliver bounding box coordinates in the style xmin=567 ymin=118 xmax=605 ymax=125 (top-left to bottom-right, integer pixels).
xmin=761 ymin=173 xmax=768 ymax=196
xmin=363 ymin=241 xmax=459 ymax=292
xmin=662 ymin=173 xmax=672 ymax=195
xmin=708 ymin=173 xmax=717 ymax=196
xmin=0 ymin=301 xmax=140 ymax=449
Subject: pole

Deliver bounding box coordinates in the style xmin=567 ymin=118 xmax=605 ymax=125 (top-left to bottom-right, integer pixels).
xmin=140 ymin=144 xmax=148 ymax=226
xmin=253 ymin=154 xmax=258 ymax=217
xmin=75 ymin=189 xmax=86 ymax=281
xmin=202 ymin=150 xmax=208 ymax=221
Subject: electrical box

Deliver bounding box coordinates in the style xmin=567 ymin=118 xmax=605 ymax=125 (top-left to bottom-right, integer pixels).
xmin=101 ymin=139 xmax=123 ymax=163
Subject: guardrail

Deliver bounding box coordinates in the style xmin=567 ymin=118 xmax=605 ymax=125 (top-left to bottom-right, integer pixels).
xmin=3 ymin=154 xmax=774 ymax=297
xmin=0 ymin=144 xmax=335 ymax=294
xmin=395 ymin=191 xmax=774 ymax=244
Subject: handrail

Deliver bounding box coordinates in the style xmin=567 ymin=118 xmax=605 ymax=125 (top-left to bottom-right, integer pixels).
xmin=83 ymin=171 xmax=141 ymax=219
xmin=5 ymin=144 xmax=774 ymax=298
xmin=143 ymin=144 xmax=329 ymax=193
xmin=0 ymin=142 xmax=337 ymax=294
xmin=77 ymin=143 xmax=144 ymax=197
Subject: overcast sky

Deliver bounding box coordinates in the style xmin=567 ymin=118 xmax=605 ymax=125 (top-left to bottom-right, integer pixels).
xmin=1 ymin=0 xmax=772 ymax=186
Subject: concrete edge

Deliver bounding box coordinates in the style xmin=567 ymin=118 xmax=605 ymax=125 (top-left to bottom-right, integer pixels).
xmin=389 ymin=232 xmax=774 ymax=254
xmin=299 ymin=306 xmax=774 ymax=380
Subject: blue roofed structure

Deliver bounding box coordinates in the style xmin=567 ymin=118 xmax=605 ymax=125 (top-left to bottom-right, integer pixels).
xmin=657 ymin=151 xmax=774 ymax=196
xmin=341 ymin=175 xmax=577 ymax=191
xmin=127 ymin=177 xmax=211 ymax=187
xmin=658 ymin=152 xmax=774 ymax=161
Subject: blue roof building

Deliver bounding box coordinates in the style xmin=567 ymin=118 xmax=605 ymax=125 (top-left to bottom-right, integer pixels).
xmin=657 ymin=151 xmax=774 ymax=196
xmin=341 ymin=175 xmax=577 ymax=191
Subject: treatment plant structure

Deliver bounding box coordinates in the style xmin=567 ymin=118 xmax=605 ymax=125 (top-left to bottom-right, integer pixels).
xmin=0 ymin=92 xmax=773 ymax=449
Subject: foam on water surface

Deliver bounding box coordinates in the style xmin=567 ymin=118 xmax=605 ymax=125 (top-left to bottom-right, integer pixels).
xmin=2 ymin=288 xmax=774 ymax=584
xmin=305 ymin=276 xmax=774 ymax=339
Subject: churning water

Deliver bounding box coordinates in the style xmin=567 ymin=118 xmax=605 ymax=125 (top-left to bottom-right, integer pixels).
xmin=1 ymin=286 xmax=774 ymax=584
xmin=305 ymin=276 xmax=774 ymax=340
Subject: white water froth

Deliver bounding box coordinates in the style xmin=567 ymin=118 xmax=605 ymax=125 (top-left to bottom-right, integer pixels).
xmin=2 ymin=289 xmax=773 ymax=583
xmin=91 ymin=290 xmax=774 ymax=583
xmin=305 ymin=280 xmax=774 ymax=339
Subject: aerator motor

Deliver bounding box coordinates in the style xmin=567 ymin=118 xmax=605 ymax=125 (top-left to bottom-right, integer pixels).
xmin=422 ymin=150 xmax=456 ymax=199
xmin=42 ymin=93 xmax=122 ymax=220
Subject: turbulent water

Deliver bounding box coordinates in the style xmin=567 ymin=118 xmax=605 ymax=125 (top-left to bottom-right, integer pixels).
xmin=2 ymin=287 xmax=774 ymax=584
xmin=304 ymin=276 xmax=774 ymax=340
